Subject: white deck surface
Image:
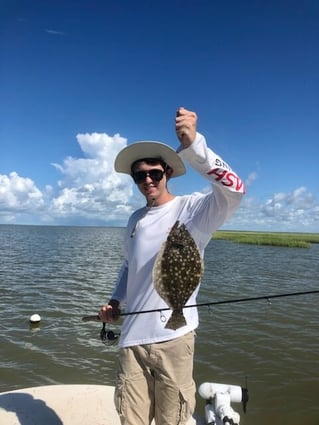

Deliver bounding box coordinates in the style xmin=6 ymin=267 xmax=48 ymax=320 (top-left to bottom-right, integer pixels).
xmin=0 ymin=384 xmax=202 ymax=424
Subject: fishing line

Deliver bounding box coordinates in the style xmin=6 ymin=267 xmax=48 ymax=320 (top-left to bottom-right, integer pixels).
xmin=82 ymin=289 xmax=319 ymax=322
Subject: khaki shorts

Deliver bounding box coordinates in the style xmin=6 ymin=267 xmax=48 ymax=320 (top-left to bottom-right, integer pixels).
xmin=114 ymin=331 xmax=196 ymax=425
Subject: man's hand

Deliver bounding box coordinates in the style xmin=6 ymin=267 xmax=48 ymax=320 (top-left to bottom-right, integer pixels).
xmin=99 ymin=299 xmax=121 ymax=322
xmin=175 ymin=107 xmax=198 ymax=148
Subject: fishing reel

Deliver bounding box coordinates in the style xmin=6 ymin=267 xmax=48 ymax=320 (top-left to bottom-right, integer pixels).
xmin=198 ymin=382 xmax=249 ymax=425
xmin=100 ymin=322 xmax=120 ymax=345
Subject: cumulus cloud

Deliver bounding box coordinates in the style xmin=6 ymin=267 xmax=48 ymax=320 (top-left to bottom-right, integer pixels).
xmin=0 ymin=172 xmax=45 ymax=222
xmin=1 ymin=134 xmax=318 ymax=231
xmin=0 ymin=133 xmax=135 ymax=225
xmin=230 ymin=186 xmax=319 ymax=231
xmin=262 ymin=187 xmax=315 ymax=218
xmin=50 ymin=133 xmax=134 ymax=224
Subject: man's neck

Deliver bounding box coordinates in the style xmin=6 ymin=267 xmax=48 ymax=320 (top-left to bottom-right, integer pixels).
xmin=147 ymin=193 xmax=174 ymax=207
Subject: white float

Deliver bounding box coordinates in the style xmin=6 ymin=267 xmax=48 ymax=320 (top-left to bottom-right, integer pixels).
xmin=29 ymin=314 xmax=41 ymax=324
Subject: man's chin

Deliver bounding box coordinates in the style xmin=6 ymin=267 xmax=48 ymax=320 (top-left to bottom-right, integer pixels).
xmin=144 ymin=189 xmax=157 ymax=198
xmin=145 ymin=193 xmax=157 ymax=205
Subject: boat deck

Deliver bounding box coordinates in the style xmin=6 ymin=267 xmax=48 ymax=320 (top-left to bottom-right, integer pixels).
xmin=0 ymin=384 xmax=203 ymax=424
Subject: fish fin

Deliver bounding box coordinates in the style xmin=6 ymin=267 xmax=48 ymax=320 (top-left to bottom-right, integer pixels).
xmin=164 ymin=310 xmax=187 ymax=330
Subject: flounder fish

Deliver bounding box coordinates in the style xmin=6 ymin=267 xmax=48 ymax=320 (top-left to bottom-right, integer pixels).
xmin=153 ymin=220 xmax=204 ymax=330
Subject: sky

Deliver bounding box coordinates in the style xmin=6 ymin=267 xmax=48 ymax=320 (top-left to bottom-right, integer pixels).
xmin=1 ymin=0 xmax=318 ymax=232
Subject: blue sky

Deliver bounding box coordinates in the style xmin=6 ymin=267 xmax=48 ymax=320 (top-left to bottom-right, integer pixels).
xmin=1 ymin=0 xmax=318 ymax=231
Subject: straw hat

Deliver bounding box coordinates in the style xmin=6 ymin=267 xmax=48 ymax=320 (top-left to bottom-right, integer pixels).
xmin=114 ymin=141 xmax=186 ymax=178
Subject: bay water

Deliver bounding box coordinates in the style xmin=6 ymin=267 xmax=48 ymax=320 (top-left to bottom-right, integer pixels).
xmin=0 ymin=225 xmax=318 ymax=425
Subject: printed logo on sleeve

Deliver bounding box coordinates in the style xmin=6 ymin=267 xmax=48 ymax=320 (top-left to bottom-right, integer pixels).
xmin=207 ymin=167 xmax=245 ymax=192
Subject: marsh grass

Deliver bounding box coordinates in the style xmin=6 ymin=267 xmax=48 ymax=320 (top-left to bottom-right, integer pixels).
xmin=213 ymin=231 xmax=319 ymax=248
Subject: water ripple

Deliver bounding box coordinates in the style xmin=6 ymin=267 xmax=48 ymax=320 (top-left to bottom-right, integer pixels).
xmin=1 ymin=225 xmax=318 ymax=425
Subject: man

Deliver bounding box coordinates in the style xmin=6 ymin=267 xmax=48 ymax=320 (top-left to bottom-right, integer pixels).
xmin=99 ymin=107 xmax=245 ymax=425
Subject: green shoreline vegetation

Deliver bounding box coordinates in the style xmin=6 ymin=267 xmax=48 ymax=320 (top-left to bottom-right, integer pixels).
xmin=213 ymin=231 xmax=319 ymax=248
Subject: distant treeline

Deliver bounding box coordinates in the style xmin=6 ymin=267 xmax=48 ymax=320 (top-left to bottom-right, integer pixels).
xmin=213 ymin=231 xmax=319 ymax=248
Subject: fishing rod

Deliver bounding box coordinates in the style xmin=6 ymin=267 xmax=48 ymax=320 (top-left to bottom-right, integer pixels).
xmin=82 ymin=289 xmax=319 ymax=322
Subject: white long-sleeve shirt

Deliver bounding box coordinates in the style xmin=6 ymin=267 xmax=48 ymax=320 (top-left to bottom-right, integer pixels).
xmin=111 ymin=133 xmax=245 ymax=348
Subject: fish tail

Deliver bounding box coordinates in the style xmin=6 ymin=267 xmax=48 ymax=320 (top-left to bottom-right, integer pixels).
xmin=164 ymin=310 xmax=187 ymax=330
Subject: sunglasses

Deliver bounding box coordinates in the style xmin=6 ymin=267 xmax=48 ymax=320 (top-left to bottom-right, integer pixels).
xmin=132 ymin=169 xmax=166 ymax=184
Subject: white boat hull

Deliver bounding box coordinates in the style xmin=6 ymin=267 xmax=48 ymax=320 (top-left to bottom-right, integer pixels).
xmin=0 ymin=384 xmax=202 ymax=424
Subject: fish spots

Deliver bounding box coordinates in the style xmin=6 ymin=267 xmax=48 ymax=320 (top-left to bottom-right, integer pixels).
xmin=153 ymin=221 xmax=204 ymax=330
